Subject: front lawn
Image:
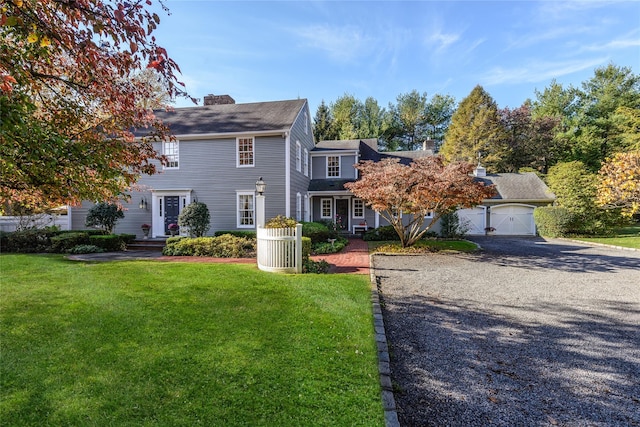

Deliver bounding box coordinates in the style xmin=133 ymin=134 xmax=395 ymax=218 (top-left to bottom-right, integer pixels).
xmin=0 ymin=255 xmax=383 ymax=426
xmin=570 ymin=224 xmax=640 ymax=249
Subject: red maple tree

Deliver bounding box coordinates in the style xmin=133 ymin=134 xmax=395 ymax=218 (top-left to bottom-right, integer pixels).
xmin=1 ymin=0 xmax=193 ymax=210
xmin=345 ymin=157 xmax=496 ymax=247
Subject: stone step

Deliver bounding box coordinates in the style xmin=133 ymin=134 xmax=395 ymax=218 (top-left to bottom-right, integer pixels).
xmin=127 ymin=239 xmax=166 ymax=252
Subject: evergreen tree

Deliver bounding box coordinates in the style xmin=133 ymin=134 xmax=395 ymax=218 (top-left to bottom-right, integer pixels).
xmin=424 ymin=93 xmax=455 ymax=152
xmin=441 ymin=85 xmax=507 ymax=172
xmin=571 ymin=64 xmax=640 ymax=170
xmin=313 ymin=100 xmax=336 ymax=142
xmin=330 ymin=94 xmax=362 ymax=140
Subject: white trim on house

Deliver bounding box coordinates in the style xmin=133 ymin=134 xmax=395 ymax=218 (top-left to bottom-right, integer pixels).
xmin=326 ymin=155 xmax=341 ymax=178
xmin=352 ymin=198 xmax=365 ymax=219
xmin=150 ymin=189 xmax=192 ymax=237
xmin=236 ymin=190 xmax=256 ymax=228
xmin=320 ymin=198 xmax=332 ymax=219
xmin=304 ymin=194 xmax=310 ymax=222
xmin=150 ymin=129 xmax=291 ymax=142
xmin=163 ymin=140 xmax=179 ymax=169
xmin=295 ymin=141 xmax=302 ymax=172
xmin=285 ymin=131 xmax=291 ymax=217
xmin=236 ymin=136 xmax=255 ymax=168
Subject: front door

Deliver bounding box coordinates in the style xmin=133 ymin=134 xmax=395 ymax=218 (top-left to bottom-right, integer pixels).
xmin=164 ymin=196 xmax=180 ymax=234
xmin=335 ymin=199 xmax=349 ymax=232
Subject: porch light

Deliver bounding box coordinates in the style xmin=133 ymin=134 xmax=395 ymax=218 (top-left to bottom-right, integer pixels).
xmin=255 ymin=177 xmax=266 ymax=195
xmin=139 ymin=197 xmax=148 ymax=210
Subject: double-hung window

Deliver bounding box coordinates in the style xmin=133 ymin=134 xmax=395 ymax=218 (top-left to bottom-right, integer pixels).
xmin=296 ymin=141 xmax=301 ymax=172
xmin=303 ymin=148 xmax=309 ymax=176
xmin=164 ymin=140 xmax=179 ymax=169
xmin=327 ymin=156 xmax=340 ymax=177
xmin=237 ymin=192 xmax=255 ymax=227
xmin=321 ymin=198 xmax=332 ymax=219
xmin=353 ymin=198 xmax=364 ymax=219
xmin=237 ymin=137 xmax=254 ymax=167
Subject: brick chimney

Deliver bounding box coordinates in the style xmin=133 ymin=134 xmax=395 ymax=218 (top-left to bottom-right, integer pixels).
xmin=203 ymin=94 xmax=235 ymax=106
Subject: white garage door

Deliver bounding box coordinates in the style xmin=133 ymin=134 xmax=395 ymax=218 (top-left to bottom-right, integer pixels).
xmin=490 ymin=204 xmax=536 ymax=235
xmin=457 ymin=206 xmax=487 ymax=235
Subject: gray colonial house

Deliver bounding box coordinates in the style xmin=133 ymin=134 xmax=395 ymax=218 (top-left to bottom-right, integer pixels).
xmin=70 ymin=95 xmax=554 ymax=237
xmin=71 ymin=95 xmax=314 ymax=237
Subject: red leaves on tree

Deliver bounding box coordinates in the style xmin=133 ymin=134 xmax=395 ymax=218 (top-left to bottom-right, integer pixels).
xmin=345 ymin=157 xmax=496 ymax=247
xmin=1 ymin=0 xmax=195 ymax=209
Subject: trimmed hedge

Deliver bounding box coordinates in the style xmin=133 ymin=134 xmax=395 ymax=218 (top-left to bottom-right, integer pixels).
xmin=533 ymin=206 xmax=574 ymax=237
xmin=214 ymin=231 xmax=257 ymax=239
xmin=2 ymin=229 xmax=59 ymax=253
xmin=0 ymin=229 xmax=129 ymax=253
xmin=163 ymin=234 xmax=256 ymax=257
xmin=50 ymin=232 xmax=91 ymax=253
xmin=89 ymin=235 xmax=126 ymax=252
xmin=301 ymin=221 xmax=331 ymax=244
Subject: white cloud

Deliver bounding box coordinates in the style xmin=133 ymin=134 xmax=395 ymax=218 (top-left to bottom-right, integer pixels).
xmin=292 ymin=24 xmax=373 ymax=62
xmin=424 ymin=28 xmax=461 ymax=53
xmin=480 ymin=57 xmax=609 ymax=86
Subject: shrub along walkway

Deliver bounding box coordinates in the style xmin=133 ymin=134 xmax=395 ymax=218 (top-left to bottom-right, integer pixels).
xmin=68 ymin=238 xmax=370 ymax=275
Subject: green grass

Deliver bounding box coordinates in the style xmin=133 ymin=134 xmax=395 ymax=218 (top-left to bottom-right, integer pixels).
xmin=368 ymin=238 xmax=478 ymax=253
xmin=570 ymin=224 xmax=640 ymax=249
xmin=0 ymin=255 xmax=383 ymax=426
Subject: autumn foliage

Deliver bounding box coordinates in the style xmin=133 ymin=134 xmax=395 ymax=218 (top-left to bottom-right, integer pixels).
xmin=345 ymin=157 xmax=496 ymax=247
xmin=1 ymin=0 xmax=191 ymax=209
xmin=597 ymin=151 xmax=640 ymax=217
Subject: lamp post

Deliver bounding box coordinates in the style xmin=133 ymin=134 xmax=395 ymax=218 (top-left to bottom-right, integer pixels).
xmin=255 ymin=177 xmax=266 ymax=228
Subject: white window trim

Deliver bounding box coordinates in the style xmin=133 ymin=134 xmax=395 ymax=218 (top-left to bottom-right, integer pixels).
xmin=320 ymin=198 xmax=333 ymax=219
xmin=236 ymin=191 xmax=255 ymax=228
xmin=327 ymin=155 xmax=341 ymax=178
xmin=236 ymin=136 xmax=255 ymax=168
xmin=303 ymin=148 xmax=309 ymax=177
xmin=163 ymin=140 xmax=179 ymax=170
xmin=296 ymin=192 xmax=302 ymax=221
xmin=424 ymin=211 xmax=434 ymax=219
xmin=304 ymin=111 xmax=309 ymax=135
xmin=295 ymin=141 xmax=302 ymax=172
xmin=353 ymin=198 xmax=365 ymax=219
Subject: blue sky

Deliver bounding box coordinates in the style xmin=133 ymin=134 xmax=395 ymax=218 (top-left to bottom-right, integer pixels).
xmin=154 ymin=1 xmax=640 ymax=114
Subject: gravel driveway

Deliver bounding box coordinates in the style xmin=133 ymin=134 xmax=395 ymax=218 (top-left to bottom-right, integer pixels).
xmin=373 ymin=237 xmax=640 ymax=427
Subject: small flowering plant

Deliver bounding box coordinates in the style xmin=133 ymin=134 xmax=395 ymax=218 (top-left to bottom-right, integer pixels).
xmin=141 ymin=223 xmax=151 ymax=230
xmin=168 ymin=223 xmax=179 ymax=231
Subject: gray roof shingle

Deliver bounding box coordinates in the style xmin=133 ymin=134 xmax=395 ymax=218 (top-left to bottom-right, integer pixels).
xmin=477 ymin=173 xmax=555 ymax=201
xmin=137 ymin=99 xmax=307 ymax=136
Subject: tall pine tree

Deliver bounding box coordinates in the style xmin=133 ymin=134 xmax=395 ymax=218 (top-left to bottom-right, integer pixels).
xmin=441 ymin=85 xmax=507 ymax=172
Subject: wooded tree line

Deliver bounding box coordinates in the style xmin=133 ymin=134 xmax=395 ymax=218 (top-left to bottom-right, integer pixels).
xmin=314 ymin=64 xmax=639 ymax=175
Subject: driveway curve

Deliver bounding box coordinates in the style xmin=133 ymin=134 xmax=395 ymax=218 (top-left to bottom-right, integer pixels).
xmin=374 ymin=237 xmax=640 ymax=427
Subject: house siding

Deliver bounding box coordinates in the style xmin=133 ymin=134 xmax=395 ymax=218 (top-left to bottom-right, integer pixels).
xmin=287 ymin=102 xmax=314 ymax=221
xmin=72 ymin=135 xmax=289 ymax=237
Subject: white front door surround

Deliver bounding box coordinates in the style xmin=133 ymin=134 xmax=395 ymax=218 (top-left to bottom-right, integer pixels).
xmin=151 ymin=189 xmax=192 ymax=238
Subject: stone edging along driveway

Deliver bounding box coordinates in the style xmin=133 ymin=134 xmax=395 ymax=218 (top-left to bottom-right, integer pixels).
xmin=372 ymin=237 xmax=640 ymax=427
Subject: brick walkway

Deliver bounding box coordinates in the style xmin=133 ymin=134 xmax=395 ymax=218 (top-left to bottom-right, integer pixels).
xmin=310 ymin=238 xmax=370 ymax=275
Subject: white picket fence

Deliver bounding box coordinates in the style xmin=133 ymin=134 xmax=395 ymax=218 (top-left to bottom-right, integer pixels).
xmin=0 ymin=215 xmax=70 ymax=232
xmin=256 ymin=224 xmax=303 ymax=274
